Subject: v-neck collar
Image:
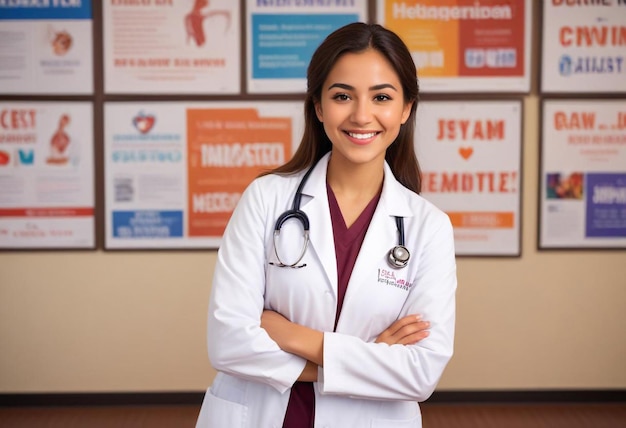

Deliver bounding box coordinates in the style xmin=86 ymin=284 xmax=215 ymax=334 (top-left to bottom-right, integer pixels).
xmin=327 ymin=182 xmax=382 ymax=244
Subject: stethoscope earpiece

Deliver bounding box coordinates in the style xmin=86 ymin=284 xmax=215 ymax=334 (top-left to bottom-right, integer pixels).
xmin=388 ymin=245 xmax=410 ymax=269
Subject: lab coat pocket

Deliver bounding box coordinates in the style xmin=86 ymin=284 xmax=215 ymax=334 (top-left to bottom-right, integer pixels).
xmin=196 ymin=388 xmax=247 ymax=428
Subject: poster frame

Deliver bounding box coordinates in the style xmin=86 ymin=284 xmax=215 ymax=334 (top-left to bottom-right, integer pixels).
xmin=0 ymin=100 xmax=98 ymax=251
xmin=416 ymin=95 xmax=525 ymax=258
xmin=537 ymin=96 xmax=626 ymax=251
xmin=539 ymin=1 xmax=626 ymax=95
xmin=375 ymin=0 xmax=533 ymax=95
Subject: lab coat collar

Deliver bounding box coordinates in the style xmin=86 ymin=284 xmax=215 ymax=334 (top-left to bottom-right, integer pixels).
xmin=297 ymin=152 xmax=416 ymax=298
xmin=298 ymin=152 xmax=415 ymax=219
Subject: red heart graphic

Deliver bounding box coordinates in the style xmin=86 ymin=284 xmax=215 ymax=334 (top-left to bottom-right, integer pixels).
xmin=133 ymin=114 xmax=155 ymax=134
xmin=458 ymin=147 xmax=473 ymax=160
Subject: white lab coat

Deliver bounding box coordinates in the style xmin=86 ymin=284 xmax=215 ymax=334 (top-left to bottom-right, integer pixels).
xmin=196 ymin=153 xmax=457 ymax=428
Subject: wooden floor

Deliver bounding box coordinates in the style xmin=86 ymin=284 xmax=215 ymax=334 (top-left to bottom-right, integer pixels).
xmin=0 ymin=403 xmax=625 ymax=427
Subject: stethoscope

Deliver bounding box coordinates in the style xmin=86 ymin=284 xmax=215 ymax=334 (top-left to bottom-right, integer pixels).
xmin=270 ymin=162 xmax=410 ymax=269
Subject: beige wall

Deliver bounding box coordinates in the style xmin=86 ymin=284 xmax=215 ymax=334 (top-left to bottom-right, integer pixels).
xmin=1 ymin=96 xmax=625 ymax=393
xmin=2 ymin=0 xmax=626 ymax=394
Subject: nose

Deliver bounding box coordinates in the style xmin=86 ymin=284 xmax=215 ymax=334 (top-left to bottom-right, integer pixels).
xmin=350 ymin=99 xmax=373 ymax=125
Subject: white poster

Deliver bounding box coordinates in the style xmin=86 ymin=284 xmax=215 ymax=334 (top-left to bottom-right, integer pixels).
xmin=0 ymin=1 xmax=93 ymax=95
xmin=246 ymin=0 xmax=367 ymax=94
xmin=541 ymin=1 xmax=626 ymax=93
xmin=540 ymin=99 xmax=626 ymax=249
xmin=415 ymin=100 xmax=522 ymax=256
xmin=0 ymin=102 xmax=95 ymax=249
xmin=104 ymin=101 xmax=304 ymax=249
xmin=103 ymin=0 xmax=240 ymax=94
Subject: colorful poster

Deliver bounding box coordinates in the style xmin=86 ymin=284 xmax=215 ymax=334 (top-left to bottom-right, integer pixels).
xmin=0 ymin=1 xmax=93 ymax=94
xmin=103 ymin=0 xmax=240 ymax=94
xmin=0 ymin=102 xmax=95 ymax=249
xmin=104 ymin=102 xmax=304 ymax=249
xmin=415 ymin=100 xmax=522 ymax=256
xmin=246 ymin=0 xmax=367 ymax=94
xmin=378 ymin=0 xmax=531 ymax=93
xmin=540 ymin=99 xmax=626 ymax=249
xmin=541 ymin=1 xmax=626 ymax=93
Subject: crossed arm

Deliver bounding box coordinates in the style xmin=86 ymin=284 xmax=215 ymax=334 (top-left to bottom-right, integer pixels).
xmin=261 ymin=311 xmax=430 ymax=382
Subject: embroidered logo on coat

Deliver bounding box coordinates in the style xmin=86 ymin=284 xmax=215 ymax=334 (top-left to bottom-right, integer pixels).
xmin=377 ymin=269 xmax=413 ymax=291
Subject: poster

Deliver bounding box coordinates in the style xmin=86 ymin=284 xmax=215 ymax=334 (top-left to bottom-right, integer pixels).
xmin=415 ymin=100 xmax=522 ymax=256
xmin=377 ymin=0 xmax=531 ymax=93
xmin=0 ymin=102 xmax=95 ymax=249
xmin=104 ymin=101 xmax=304 ymax=249
xmin=103 ymin=0 xmax=240 ymax=94
xmin=540 ymin=99 xmax=626 ymax=249
xmin=246 ymin=0 xmax=367 ymax=94
xmin=541 ymin=1 xmax=626 ymax=93
xmin=0 ymin=1 xmax=93 ymax=95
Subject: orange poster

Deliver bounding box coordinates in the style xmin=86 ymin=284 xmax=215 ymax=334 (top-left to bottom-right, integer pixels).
xmin=379 ymin=0 xmax=531 ymax=92
xmin=187 ymin=108 xmax=292 ymax=237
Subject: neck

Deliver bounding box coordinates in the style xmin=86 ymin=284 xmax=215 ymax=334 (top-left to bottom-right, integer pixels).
xmin=326 ymin=154 xmax=384 ymax=199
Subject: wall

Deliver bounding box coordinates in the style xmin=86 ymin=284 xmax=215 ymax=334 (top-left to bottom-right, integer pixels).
xmin=2 ymin=96 xmax=625 ymax=392
xmin=1 ymin=0 xmax=625 ymax=394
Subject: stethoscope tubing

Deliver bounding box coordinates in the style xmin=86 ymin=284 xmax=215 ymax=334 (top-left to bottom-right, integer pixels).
xmin=272 ymin=160 xmax=409 ymax=269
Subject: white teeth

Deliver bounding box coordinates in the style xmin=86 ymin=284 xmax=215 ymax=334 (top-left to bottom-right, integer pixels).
xmin=348 ymin=132 xmax=377 ymax=140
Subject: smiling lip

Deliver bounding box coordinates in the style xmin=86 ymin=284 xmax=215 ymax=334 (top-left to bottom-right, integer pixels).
xmin=344 ymin=130 xmax=379 ymax=145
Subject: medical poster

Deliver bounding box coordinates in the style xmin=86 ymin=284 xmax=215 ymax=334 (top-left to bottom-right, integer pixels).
xmin=415 ymin=100 xmax=522 ymax=256
xmin=541 ymin=1 xmax=626 ymax=93
xmin=377 ymin=0 xmax=531 ymax=93
xmin=104 ymin=101 xmax=304 ymax=249
xmin=0 ymin=1 xmax=93 ymax=95
xmin=0 ymin=102 xmax=95 ymax=249
xmin=246 ymin=0 xmax=367 ymax=94
xmin=540 ymin=99 xmax=626 ymax=249
xmin=103 ymin=0 xmax=240 ymax=94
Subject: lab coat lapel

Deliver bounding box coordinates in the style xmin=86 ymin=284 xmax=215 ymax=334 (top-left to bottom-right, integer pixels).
xmin=342 ymin=163 xmax=413 ymax=319
xmin=299 ymin=154 xmax=338 ymax=295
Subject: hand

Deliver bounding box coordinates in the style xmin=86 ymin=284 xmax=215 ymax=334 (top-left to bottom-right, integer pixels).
xmin=375 ymin=315 xmax=430 ymax=346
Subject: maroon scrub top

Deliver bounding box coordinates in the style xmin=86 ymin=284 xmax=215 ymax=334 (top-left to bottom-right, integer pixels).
xmin=282 ymin=183 xmax=381 ymax=428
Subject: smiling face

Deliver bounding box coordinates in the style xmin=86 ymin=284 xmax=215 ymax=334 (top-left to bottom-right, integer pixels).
xmin=314 ymin=48 xmax=413 ymax=171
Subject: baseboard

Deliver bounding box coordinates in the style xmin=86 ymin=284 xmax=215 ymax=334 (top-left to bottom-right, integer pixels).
xmin=0 ymin=392 xmax=204 ymax=407
xmin=1 ymin=389 xmax=625 ymax=407
xmin=427 ymin=389 xmax=626 ymax=403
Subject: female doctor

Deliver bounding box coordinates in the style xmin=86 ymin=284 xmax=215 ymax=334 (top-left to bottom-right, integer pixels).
xmin=196 ymin=22 xmax=457 ymax=428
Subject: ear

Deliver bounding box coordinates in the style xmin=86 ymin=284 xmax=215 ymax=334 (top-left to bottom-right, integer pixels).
xmin=401 ymin=100 xmax=414 ymax=125
xmin=314 ymin=100 xmax=323 ymax=123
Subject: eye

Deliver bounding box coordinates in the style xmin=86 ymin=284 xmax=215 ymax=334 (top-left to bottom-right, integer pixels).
xmin=374 ymin=94 xmax=392 ymax=102
xmin=332 ymin=93 xmax=351 ymax=102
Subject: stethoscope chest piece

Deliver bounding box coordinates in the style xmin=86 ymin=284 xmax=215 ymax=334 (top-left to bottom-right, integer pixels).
xmin=388 ymin=245 xmax=410 ymax=269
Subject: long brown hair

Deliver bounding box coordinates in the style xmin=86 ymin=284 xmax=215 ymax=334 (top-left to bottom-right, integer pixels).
xmin=264 ymin=22 xmax=422 ymax=194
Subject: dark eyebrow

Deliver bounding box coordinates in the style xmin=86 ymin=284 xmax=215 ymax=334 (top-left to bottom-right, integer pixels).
xmin=327 ymin=83 xmax=398 ymax=92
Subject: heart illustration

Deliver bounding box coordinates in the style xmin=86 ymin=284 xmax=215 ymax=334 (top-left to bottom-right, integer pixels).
xmin=133 ymin=113 xmax=155 ymax=134
xmin=458 ymin=147 xmax=473 ymax=160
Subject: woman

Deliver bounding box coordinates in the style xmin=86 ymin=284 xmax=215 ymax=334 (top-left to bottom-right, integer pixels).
xmin=196 ymin=22 xmax=457 ymax=428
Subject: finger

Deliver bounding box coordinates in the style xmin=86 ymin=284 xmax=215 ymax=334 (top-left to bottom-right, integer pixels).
xmin=385 ymin=314 xmax=423 ymax=336
xmin=393 ymin=320 xmax=430 ymax=340
xmin=395 ymin=329 xmax=430 ymax=345
xmin=384 ymin=321 xmax=430 ymax=345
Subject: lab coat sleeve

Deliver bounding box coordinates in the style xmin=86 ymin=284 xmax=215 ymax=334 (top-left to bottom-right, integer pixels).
xmin=319 ymin=212 xmax=457 ymax=402
xmin=207 ymin=178 xmax=306 ymax=394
